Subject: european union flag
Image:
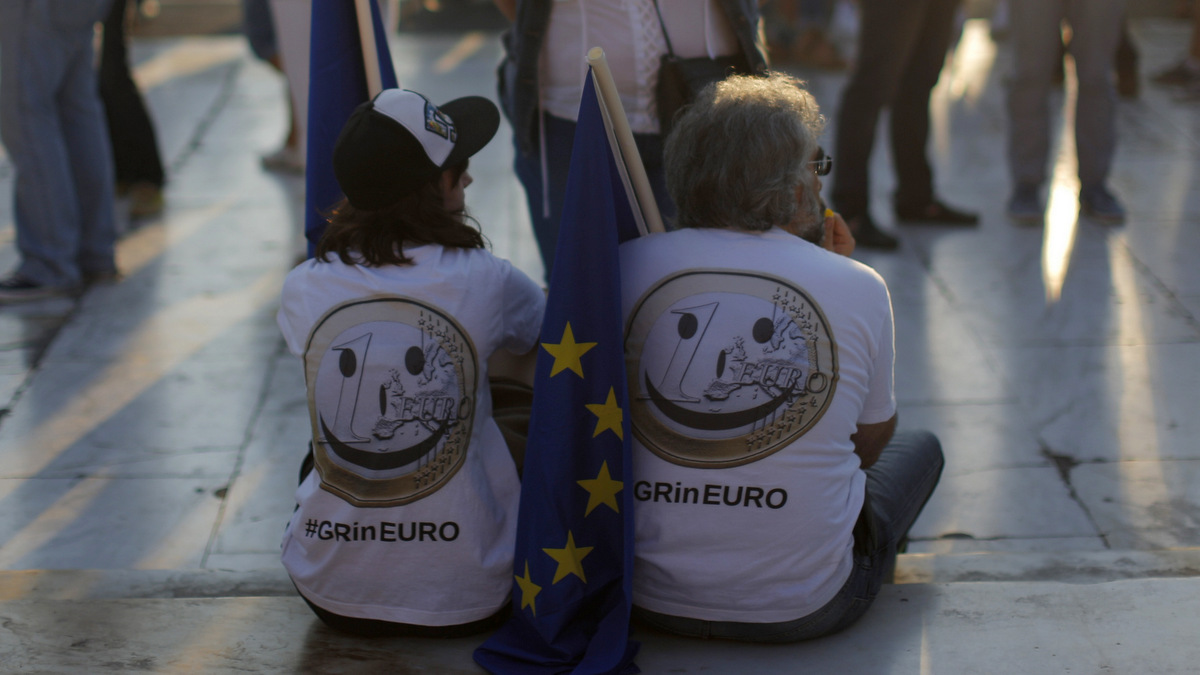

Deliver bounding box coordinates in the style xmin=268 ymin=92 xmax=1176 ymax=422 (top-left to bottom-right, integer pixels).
xmin=474 ymin=72 xmax=641 ymax=674
xmin=304 ymin=0 xmax=399 ymax=255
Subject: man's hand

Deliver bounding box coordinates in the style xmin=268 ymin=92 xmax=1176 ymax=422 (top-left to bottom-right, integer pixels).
xmin=821 ymin=209 xmax=855 ymax=256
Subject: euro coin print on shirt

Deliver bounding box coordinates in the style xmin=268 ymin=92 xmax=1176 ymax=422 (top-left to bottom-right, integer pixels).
xmin=304 ymin=298 xmax=477 ymax=507
xmin=625 ymin=270 xmax=838 ymax=468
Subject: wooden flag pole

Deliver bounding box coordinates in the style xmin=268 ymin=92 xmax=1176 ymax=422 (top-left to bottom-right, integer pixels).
xmin=586 ymin=48 xmax=666 ymax=234
xmin=355 ymin=0 xmax=385 ymax=97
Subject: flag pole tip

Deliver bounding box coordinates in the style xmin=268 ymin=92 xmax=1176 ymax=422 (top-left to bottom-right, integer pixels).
xmin=587 ymin=47 xmax=605 ymax=63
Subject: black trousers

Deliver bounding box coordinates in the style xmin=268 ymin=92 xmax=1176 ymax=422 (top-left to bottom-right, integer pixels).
xmin=831 ymin=0 xmax=962 ymax=218
xmin=99 ymin=0 xmax=165 ymax=188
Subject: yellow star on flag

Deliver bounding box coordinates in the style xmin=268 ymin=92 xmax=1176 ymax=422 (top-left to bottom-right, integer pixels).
xmin=585 ymin=387 xmax=624 ymax=440
xmin=543 ymin=531 xmax=594 ymax=584
xmin=541 ymin=322 xmax=596 ymax=378
xmin=577 ymin=461 xmax=623 ymax=516
xmin=515 ymin=561 xmax=542 ymax=616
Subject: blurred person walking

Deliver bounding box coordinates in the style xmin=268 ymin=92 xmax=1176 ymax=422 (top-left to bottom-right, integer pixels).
xmin=0 ymin=0 xmax=120 ymax=301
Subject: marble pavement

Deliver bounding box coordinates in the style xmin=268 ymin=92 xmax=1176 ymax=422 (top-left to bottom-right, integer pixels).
xmin=0 ymin=10 xmax=1197 ymax=673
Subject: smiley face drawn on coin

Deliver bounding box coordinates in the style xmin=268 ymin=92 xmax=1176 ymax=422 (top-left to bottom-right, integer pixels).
xmin=304 ymin=298 xmax=477 ymax=507
xmin=625 ymin=271 xmax=837 ymax=468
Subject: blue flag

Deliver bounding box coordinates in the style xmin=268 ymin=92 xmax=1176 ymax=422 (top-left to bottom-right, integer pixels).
xmin=304 ymin=0 xmax=399 ymax=256
xmin=475 ymin=72 xmax=641 ymax=674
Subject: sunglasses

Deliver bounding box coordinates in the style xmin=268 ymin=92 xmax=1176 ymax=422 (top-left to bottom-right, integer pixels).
xmin=808 ymin=147 xmax=832 ymax=176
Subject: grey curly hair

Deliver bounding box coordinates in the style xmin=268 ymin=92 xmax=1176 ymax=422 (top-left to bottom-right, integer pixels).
xmin=664 ymin=72 xmax=826 ymax=235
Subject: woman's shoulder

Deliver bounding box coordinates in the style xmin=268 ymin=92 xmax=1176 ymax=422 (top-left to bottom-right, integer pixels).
xmin=437 ymin=246 xmax=540 ymax=284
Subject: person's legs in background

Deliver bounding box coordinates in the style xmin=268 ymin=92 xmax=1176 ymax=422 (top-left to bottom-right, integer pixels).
xmin=890 ymin=0 xmax=977 ymax=226
xmin=513 ymin=113 xmax=673 ymax=281
xmin=1005 ymin=0 xmax=1061 ymax=223
xmin=1114 ymin=17 xmax=1139 ymax=99
xmin=0 ymin=0 xmax=117 ymax=299
xmin=513 ymin=114 xmax=575 ymax=281
xmin=266 ymin=0 xmax=311 ymax=172
xmin=1058 ymin=14 xmax=1138 ymax=100
xmin=66 ymin=31 xmax=121 ymax=284
xmin=100 ymin=0 xmax=167 ymax=220
xmin=1067 ymin=0 xmax=1127 ymax=223
xmin=832 ymin=0 xmax=926 ymax=250
xmin=244 ymin=0 xmax=305 ymax=173
xmin=1151 ymin=0 xmax=1200 ymax=88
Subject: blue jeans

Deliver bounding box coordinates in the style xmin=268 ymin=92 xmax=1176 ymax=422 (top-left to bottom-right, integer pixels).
xmin=634 ymin=430 xmax=944 ymax=643
xmin=0 ymin=0 xmax=118 ymax=287
xmin=513 ymin=113 xmax=675 ymax=280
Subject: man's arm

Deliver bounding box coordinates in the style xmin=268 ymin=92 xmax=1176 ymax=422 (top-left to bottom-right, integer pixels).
xmin=851 ymin=413 xmax=897 ymax=469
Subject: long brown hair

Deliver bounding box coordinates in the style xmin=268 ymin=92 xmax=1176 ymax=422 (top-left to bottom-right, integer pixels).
xmin=315 ymin=161 xmax=485 ymax=267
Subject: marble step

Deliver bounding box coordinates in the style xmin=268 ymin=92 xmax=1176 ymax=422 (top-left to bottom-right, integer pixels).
xmin=3 ymin=548 xmax=1198 ymax=605
xmin=3 ymin=576 xmax=1198 ymax=674
xmin=894 ymin=547 xmax=1200 ymax=583
xmin=0 ymin=568 xmax=294 ymax=602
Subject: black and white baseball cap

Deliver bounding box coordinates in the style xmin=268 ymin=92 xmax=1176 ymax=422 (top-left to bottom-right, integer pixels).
xmin=333 ymin=89 xmax=500 ymax=210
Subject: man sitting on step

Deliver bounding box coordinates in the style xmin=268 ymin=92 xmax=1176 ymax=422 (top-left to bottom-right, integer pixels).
xmin=620 ymin=72 xmax=945 ymax=642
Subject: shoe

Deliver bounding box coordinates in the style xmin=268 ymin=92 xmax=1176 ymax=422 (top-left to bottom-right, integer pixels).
xmin=0 ymin=275 xmax=77 ymax=303
xmin=847 ymin=214 xmax=899 ymax=251
xmin=895 ymin=199 xmax=979 ymax=226
xmin=127 ymin=182 xmax=164 ymax=219
xmin=1006 ymin=183 xmax=1043 ymax=224
xmin=1151 ymin=60 xmax=1200 ymax=87
xmin=1079 ymin=184 xmax=1125 ymax=223
xmin=261 ymin=144 xmax=305 ymax=174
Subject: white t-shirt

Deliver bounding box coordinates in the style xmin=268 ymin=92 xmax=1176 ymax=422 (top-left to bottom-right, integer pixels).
xmin=276 ymin=245 xmax=545 ymax=626
xmin=540 ymin=0 xmax=739 ymax=133
xmin=619 ymin=227 xmax=896 ymax=623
